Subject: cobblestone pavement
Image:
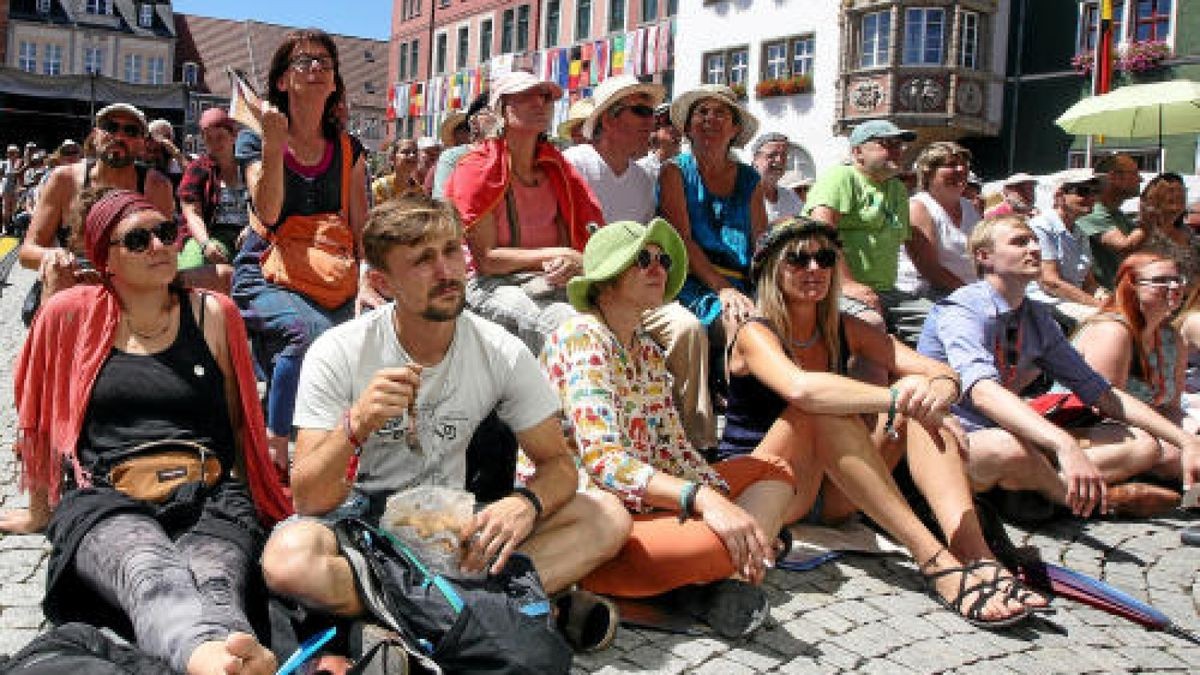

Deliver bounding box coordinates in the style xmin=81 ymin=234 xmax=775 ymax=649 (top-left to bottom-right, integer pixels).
xmin=0 ymin=262 xmax=1198 ymax=672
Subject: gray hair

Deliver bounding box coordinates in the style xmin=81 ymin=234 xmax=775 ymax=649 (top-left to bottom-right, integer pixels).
xmin=750 ymin=132 xmax=789 ymax=156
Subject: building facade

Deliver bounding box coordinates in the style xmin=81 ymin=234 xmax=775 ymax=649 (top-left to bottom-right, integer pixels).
xmin=174 ymin=14 xmax=390 ymax=152
xmin=387 ymin=0 xmax=677 ymax=140
xmin=2 ymin=0 xmax=181 ymax=148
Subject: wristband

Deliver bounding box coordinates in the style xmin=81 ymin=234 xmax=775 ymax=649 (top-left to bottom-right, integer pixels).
xmin=929 ymin=374 xmax=962 ymax=403
xmin=512 ymin=486 xmax=543 ymax=519
xmin=342 ymin=410 xmax=363 ymax=482
xmin=884 ymin=386 xmax=900 ymax=440
xmin=678 ymin=482 xmax=700 ymax=523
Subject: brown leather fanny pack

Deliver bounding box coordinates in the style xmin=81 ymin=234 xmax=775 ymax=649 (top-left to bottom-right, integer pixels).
xmin=107 ymin=440 xmax=223 ymax=504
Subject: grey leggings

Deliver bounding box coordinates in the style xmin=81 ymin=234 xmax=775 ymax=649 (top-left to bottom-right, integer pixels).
xmin=74 ymin=512 xmax=254 ymax=673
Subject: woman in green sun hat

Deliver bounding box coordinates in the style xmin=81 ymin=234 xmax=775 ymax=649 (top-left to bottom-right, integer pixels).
xmin=541 ymin=218 xmax=796 ymax=639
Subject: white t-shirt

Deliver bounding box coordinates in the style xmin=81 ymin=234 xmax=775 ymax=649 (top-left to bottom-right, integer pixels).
xmin=294 ymin=305 xmax=561 ymax=500
xmin=764 ymin=186 xmax=804 ymax=223
xmin=637 ymin=153 xmax=664 ymax=182
xmin=563 ymin=144 xmax=656 ymax=224
xmin=895 ymin=192 xmax=980 ymax=295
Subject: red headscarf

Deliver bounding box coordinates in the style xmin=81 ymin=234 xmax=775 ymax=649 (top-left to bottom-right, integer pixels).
xmin=84 ymin=189 xmax=160 ymax=273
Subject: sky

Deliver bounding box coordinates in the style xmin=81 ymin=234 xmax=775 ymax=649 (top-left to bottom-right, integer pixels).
xmin=172 ymin=0 xmax=391 ymax=41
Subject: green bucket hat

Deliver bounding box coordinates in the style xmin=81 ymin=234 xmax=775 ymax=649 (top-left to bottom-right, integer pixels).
xmin=567 ymin=218 xmax=688 ymax=311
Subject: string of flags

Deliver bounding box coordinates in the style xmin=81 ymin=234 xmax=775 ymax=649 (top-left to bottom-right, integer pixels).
xmin=387 ymin=19 xmax=674 ymax=132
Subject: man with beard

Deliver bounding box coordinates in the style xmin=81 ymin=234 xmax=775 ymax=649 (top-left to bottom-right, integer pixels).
xmin=751 ymin=132 xmax=803 ymax=222
xmin=1076 ymin=153 xmax=1145 ymax=290
xmin=18 ymin=104 xmax=173 ymax=296
xmin=804 ymin=120 xmax=930 ymax=346
xmin=261 ymin=196 xmax=628 ymax=648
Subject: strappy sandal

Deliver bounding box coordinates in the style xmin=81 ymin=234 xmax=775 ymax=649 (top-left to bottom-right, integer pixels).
xmin=971 ymin=559 xmax=1054 ymax=614
xmin=554 ymin=589 xmax=619 ymax=652
xmin=919 ymin=547 xmax=1030 ymax=629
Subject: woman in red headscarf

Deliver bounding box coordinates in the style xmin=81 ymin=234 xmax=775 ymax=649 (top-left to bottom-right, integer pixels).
xmin=0 ymin=188 xmax=288 ymax=675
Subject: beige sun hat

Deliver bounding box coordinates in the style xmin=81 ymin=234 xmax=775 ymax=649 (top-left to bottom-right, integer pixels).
xmin=581 ymin=74 xmax=666 ymax=140
xmin=669 ymin=84 xmax=759 ymax=148
xmin=557 ymin=97 xmax=595 ymax=140
xmin=489 ymin=70 xmax=563 ymax=109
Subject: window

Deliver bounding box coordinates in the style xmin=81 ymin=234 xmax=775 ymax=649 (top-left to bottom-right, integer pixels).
xmin=860 ymin=10 xmax=891 ymax=68
xmin=124 ymin=53 xmax=142 ymax=83
xmin=609 ymin=0 xmax=625 ymax=32
xmin=903 ymin=8 xmax=944 ymax=65
xmin=480 ymin=19 xmax=493 ymax=62
xmin=181 ymin=60 xmax=198 ymax=85
xmin=959 ymin=11 xmax=980 ymax=69
xmin=401 ymin=0 xmax=422 ymax=20
xmin=42 ymin=44 xmax=62 ymax=75
xmin=435 ymin=33 xmax=448 ymax=75
xmin=761 ymin=34 xmax=813 ymax=80
xmin=410 ymin=40 xmax=419 ymax=78
xmin=36 ymin=0 xmax=51 ymax=15
xmin=641 ymin=0 xmax=658 ymax=22
xmin=87 ymin=47 xmax=107 ymax=74
xmin=398 ymin=47 xmax=408 ymax=81
xmin=18 ymin=42 xmax=36 ymax=73
xmin=365 ymin=49 xmax=375 ymax=62
xmin=545 ymin=0 xmax=560 ymax=46
xmin=701 ymin=46 xmax=748 ymax=86
xmin=1080 ymin=1 xmax=1126 ymax=51
xmin=85 ymin=0 xmax=109 ymax=15
xmin=147 ymin=56 xmax=165 ymax=84
xmin=457 ymin=26 xmax=469 ymax=69
xmin=439 ymin=0 xmax=450 ymax=7
xmin=517 ymin=5 xmax=530 ymax=51
xmin=667 ymin=0 xmax=677 ymax=14
xmin=576 ymin=0 xmax=592 ymax=41
xmin=138 ymin=3 xmax=153 ymax=28
xmin=365 ymin=81 xmax=377 ymax=94
xmin=502 ymin=9 xmax=515 ymax=54
xmin=1134 ymin=0 xmax=1172 ymax=41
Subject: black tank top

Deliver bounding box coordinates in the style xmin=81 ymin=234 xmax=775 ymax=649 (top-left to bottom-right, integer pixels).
xmin=80 ymin=290 xmax=236 ymax=471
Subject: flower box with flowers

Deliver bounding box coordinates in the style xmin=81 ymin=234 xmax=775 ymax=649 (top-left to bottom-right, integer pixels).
xmin=756 ymin=75 xmax=813 ymax=99
xmin=1071 ymin=40 xmax=1171 ymax=75
xmin=729 ymin=82 xmax=748 ymax=100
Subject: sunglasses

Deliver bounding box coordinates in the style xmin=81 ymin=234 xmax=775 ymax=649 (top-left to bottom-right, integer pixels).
xmin=109 ymin=220 xmax=179 ymax=252
xmin=1065 ymin=184 xmax=1097 ymax=197
xmin=99 ymin=120 xmax=144 ymax=137
xmin=635 ymin=248 xmax=672 ymax=272
xmin=783 ymin=248 xmax=838 ymax=269
xmin=290 ymin=55 xmax=335 ymax=72
xmin=612 ymin=103 xmax=656 ymax=118
xmin=1136 ymin=275 xmax=1185 ymax=290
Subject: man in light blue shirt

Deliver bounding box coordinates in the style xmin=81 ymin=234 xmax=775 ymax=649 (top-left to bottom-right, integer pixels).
xmin=918 ymin=215 xmax=1200 ymax=518
xmin=1026 ymin=168 xmax=1104 ymax=326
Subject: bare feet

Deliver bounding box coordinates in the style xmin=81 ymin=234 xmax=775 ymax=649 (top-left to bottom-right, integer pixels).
xmin=186 ymin=632 xmax=276 ymax=675
xmin=0 ymin=507 xmax=48 ymax=534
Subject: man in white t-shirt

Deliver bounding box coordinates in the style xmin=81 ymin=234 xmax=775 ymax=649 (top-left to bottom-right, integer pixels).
xmin=750 ymin=132 xmax=804 ymax=223
xmin=564 ymin=75 xmax=719 ymax=452
xmin=262 ymin=197 xmax=631 ymax=618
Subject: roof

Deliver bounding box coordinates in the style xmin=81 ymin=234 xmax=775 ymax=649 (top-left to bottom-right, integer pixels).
xmin=173 ymin=14 xmax=388 ymax=115
xmin=9 ymin=0 xmax=174 ymax=37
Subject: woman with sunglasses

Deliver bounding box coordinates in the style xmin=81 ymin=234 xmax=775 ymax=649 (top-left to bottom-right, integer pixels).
xmin=1 ymin=188 xmax=290 ymax=674
xmin=231 ymin=29 xmax=368 ymax=468
xmin=719 ymin=217 xmax=1047 ymax=628
xmin=541 ymin=219 xmax=797 ymax=638
xmin=1057 ymin=252 xmax=1200 ymax=499
xmin=1139 ymin=173 xmax=1198 ymax=290
xmin=445 ymin=70 xmax=603 ymax=355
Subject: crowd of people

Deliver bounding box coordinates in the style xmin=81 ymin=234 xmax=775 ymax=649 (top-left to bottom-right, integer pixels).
xmin=0 ymin=25 xmax=1197 ymax=674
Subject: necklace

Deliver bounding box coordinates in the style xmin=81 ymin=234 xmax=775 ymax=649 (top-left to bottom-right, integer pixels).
xmin=791 ymin=327 xmax=820 ymax=350
xmin=124 ymin=307 xmax=173 ymax=341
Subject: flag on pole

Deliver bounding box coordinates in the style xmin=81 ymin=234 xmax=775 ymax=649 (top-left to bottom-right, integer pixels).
xmin=1093 ymin=0 xmax=1114 ymax=96
xmin=568 ymin=46 xmax=582 ymax=91
xmin=386 ymin=83 xmax=397 ymax=121
xmin=594 ymin=40 xmax=609 ymax=83
xmin=611 ymin=35 xmax=625 ymax=75
xmin=226 ymin=67 xmax=263 ymax=134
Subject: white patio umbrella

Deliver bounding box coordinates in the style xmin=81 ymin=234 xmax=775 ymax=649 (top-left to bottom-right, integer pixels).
xmin=1055 ymin=79 xmax=1200 ymax=157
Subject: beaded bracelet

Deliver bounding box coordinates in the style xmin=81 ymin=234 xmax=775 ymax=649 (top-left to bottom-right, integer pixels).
xmin=341 ymin=410 xmax=364 ymax=482
xmin=678 ymin=482 xmax=701 ymax=523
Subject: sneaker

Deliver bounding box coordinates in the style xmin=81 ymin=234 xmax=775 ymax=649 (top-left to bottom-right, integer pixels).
xmin=673 ymin=579 xmax=770 ymax=639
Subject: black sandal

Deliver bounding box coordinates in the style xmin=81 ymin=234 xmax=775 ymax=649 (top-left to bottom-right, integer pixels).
xmin=970 ymin=559 xmax=1054 ymax=614
xmin=919 ymin=548 xmax=1030 ymax=629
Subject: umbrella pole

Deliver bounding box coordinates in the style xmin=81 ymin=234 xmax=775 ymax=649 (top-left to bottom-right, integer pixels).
xmin=1159 ymin=104 xmax=1165 ymax=170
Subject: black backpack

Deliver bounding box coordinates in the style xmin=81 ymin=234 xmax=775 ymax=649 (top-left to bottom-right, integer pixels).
xmin=334 ymin=517 xmax=572 ymax=675
xmin=0 ymin=623 xmax=173 ymax=674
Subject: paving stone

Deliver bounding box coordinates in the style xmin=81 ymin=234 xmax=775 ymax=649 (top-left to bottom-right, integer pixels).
xmin=773 ymin=655 xmax=827 ymax=674
xmin=887 ymin=637 xmax=973 ymax=672
xmin=721 ymin=646 xmax=782 ymax=671
xmin=831 ymin=621 xmax=910 ymax=658
xmin=810 ymin=640 xmax=862 ymax=670
xmin=798 ymin=607 xmax=853 ymax=634
xmin=1109 ymin=645 xmax=1190 ymax=670
xmin=666 ymin=636 xmax=726 ymax=667
xmin=688 ymin=657 xmax=758 ymax=675
xmin=617 ymin=645 xmax=690 ymax=674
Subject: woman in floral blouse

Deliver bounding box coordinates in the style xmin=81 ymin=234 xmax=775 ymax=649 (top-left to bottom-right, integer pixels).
xmin=541 ymin=218 xmax=793 ymax=638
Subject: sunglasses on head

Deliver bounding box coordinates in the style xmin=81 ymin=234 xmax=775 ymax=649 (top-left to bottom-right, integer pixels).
xmin=109 ymin=220 xmax=178 ymax=252
xmin=1136 ymin=275 xmax=1185 ymax=290
xmin=783 ymin=248 xmax=838 ymax=269
xmin=612 ymin=103 xmax=656 ymax=118
xmin=634 ymin=248 xmax=672 ymax=272
xmin=99 ymin=120 xmax=144 ymax=137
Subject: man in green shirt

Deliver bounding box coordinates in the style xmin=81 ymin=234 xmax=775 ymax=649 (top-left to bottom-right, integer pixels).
xmin=805 ymin=120 xmax=930 ymax=345
xmin=1075 ymin=153 xmax=1144 ymax=290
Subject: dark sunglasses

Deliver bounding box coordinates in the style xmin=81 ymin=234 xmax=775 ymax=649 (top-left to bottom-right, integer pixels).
xmin=612 ymin=103 xmax=656 ymax=118
xmin=783 ymin=248 xmax=838 ymax=269
xmin=99 ymin=120 xmax=144 ymax=137
xmin=109 ymin=220 xmax=179 ymax=252
xmin=290 ymin=55 xmax=335 ymax=72
xmin=1065 ymin=184 xmax=1097 ymax=197
xmin=635 ymin=248 xmax=672 ymax=272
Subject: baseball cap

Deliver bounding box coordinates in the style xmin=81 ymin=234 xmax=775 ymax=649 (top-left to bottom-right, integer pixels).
xmin=848 ymin=120 xmax=916 ymax=147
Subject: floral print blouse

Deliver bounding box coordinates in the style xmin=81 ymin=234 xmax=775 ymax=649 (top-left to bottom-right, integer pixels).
xmin=540 ymin=314 xmax=726 ymax=512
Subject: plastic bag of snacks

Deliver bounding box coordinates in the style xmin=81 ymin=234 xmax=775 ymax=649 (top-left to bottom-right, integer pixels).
xmin=381 ymin=486 xmax=479 ymax=579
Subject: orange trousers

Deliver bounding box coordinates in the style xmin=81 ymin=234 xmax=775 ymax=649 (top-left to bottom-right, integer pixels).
xmin=581 ymin=455 xmax=794 ymax=598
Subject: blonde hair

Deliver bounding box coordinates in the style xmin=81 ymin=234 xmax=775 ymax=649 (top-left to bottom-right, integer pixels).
xmin=363 ymin=195 xmax=462 ymax=271
xmin=755 ymin=231 xmax=842 ymax=372
xmin=967 ymin=214 xmax=1033 ymax=276
xmin=913 ymin=141 xmax=972 ymax=191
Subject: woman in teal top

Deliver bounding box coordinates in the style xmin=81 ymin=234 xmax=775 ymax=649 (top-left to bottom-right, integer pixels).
xmin=659 ymin=85 xmax=767 ymax=334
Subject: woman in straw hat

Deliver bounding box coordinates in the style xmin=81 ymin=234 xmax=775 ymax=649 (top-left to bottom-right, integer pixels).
xmin=444 ymin=70 xmax=603 ymax=355
xmin=658 ymin=84 xmax=768 ymax=341
xmin=720 ymin=217 xmax=1049 ymax=628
